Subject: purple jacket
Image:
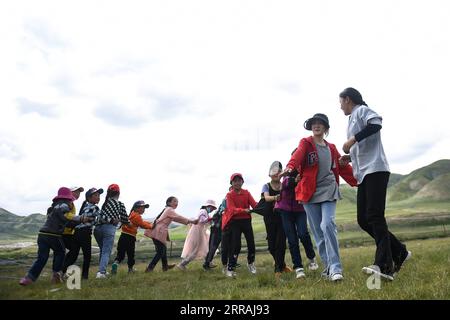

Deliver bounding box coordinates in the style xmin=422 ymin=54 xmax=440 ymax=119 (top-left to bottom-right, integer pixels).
xmin=274 ymin=176 xmax=305 ymax=213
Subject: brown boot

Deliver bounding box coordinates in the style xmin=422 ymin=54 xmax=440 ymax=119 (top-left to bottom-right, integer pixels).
xmin=162 ymin=263 xmax=176 ymax=271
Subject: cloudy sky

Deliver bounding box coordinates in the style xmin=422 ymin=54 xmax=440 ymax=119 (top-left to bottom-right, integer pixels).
xmin=1 ymin=0 xmax=449 ymax=219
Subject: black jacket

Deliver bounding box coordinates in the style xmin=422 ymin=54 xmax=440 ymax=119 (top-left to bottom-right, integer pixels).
xmin=40 ymin=200 xmax=82 ymax=235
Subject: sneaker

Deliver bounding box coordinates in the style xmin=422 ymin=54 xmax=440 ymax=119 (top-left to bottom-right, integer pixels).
xmin=111 ymin=261 xmax=118 ymax=275
xmin=321 ymin=268 xmax=330 ymax=279
xmin=394 ymin=250 xmax=412 ymax=274
xmin=282 ymin=266 xmax=293 ymax=273
xmin=209 ymin=262 xmax=217 ymax=268
xmin=222 ymin=265 xmax=227 ymax=274
xmin=128 ymin=267 xmax=136 ymax=273
xmin=19 ymin=276 xmax=33 ymax=286
xmin=362 ymin=265 xmax=394 ymax=281
xmin=51 ymin=272 xmax=63 ymax=284
xmin=96 ymin=272 xmax=107 ymax=279
xmin=145 ymin=267 xmax=154 ymax=273
xmin=308 ymin=258 xmax=319 ymax=271
xmin=295 ymin=267 xmax=306 ymax=279
xmin=225 ymin=269 xmax=236 ymax=277
xmin=247 ymin=263 xmax=257 ymax=275
xmin=330 ymin=273 xmax=344 ymax=282
xmin=176 ymin=263 xmax=187 ymax=271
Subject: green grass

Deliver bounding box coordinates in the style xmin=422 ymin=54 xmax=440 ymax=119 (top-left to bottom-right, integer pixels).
xmin=1 ymin=237 xmax=449 ymax=300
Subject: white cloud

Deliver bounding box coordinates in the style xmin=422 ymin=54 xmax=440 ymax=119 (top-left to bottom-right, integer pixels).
xmin=0 ymin=0 xmax=449 ymax=218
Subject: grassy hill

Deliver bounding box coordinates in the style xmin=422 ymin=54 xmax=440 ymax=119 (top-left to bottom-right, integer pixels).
xmin=0 ymin=209 xmax=46 ymax=241
xmin=388 ymin=159 xmax=450 ymax=201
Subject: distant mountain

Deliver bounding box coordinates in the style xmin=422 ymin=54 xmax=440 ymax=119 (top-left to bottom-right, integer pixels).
xmin=388 ymin=160 xmax=450 ymax=201
xmin=0 ymin=208 xmax=46 ymax=240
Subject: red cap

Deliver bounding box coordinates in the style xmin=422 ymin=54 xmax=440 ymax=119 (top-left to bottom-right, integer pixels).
xmin=108 ymin=184 xmax=120 ymax=192
xmin=230 ymin=173 xmax=244 ymax=184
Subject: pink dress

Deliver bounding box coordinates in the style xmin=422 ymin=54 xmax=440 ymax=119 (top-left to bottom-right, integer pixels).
xmin=181 ymin=209 xmax=210 ymax=261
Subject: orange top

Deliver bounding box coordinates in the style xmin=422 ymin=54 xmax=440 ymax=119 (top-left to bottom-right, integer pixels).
xmin=121 ymin=211 xmax=153 ymax=237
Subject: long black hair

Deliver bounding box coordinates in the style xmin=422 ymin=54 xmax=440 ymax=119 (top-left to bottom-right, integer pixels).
xmin=339 ymin=87 xmax=368 ymax=106
xmin=155 ymin=196 xmax=177 ymax=221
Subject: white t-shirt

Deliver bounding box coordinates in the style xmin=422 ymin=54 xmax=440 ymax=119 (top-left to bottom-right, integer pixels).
xmin=347 ymin=105 xmax=390 ymax=184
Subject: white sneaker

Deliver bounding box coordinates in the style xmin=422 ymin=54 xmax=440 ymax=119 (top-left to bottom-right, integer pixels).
xmin=247 ymin=263 xmax=257 ymax=274
xmin=225 ymin=269 xmax=236 ymax=277
xmin=330 ymin=273 xmax=344 ymax=281
xmin=362 ymin=265 xmax=394 ymax=281
xmin=308 ymin=258 xmax=319 ymax=271
xmin=295 ymin=267 xmax=306 ymax=279
xmin=96 ymin=272 xmax=107 ymax=279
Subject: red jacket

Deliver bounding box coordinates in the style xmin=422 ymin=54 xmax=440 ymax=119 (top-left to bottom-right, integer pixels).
xmin=221 ymin=188 xmax=257 ymax=230
xmin=287 ymin=136 xmax=357 ymax=203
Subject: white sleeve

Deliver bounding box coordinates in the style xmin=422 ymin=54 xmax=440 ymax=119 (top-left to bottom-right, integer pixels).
xmin=360 ymin=106 xmax=382 ymax=126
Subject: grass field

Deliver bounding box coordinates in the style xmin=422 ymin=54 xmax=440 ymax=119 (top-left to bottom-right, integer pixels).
xmin=1 ymin=237 xmax=449 ymax=300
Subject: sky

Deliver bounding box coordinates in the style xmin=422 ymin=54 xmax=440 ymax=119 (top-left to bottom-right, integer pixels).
xmin=1 ymin=0 xmax=449 ymax=219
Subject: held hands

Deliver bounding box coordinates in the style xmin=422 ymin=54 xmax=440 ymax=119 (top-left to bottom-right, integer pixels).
xmin=190 ymin=218 xmax=199 ymax=225
xmin=339 ymin=155 xmax=351 ymax=166
xmin=343 ymin=136 xmax=357 ymax=154
xmin=279 ymin=167 xmax=293 ymax=178
xmin=81 ymin=215 xmax=95 ymax=223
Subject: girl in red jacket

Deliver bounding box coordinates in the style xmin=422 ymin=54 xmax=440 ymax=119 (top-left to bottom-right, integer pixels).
xmin=281 ymin=113 xmax=357 ymax=282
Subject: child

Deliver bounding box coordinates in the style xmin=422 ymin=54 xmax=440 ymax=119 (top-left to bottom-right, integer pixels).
xmin=260 ymin=162 xmax=290 ymax=277
xmin=222 ymin=173 xmax=258 ymax=277
xmin=177 ymin=200 xmax=217 ymax=270
xmin=275 ymin=163 xmax=318 ymax=279
xmin=281 ymin=113 xmax=357 ymax=281
xmin=339 ymin=87 xmax=411 ymax=280
xmin=63 ymin=187 xmax=103 ymax=280
xmin=144 ymin=197 xmax=198 ymax=272
xmin=112 ymin=200 xmax=153 ymax=274
xmin=19 ymin=187 xmax=92 ymax=286
xmin=94 ymin=184 xmax=130 ymax=279
xmin=203 ymin=198 xmax=226 ymax=270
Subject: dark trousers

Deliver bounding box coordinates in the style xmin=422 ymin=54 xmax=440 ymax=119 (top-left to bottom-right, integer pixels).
xmin=148 ymin=238 xmax=169 ymax=270
xmin=27 ymin=234 xmax=66 ymax=281
xmin=114 ymin=233 xmax=136 ymax=269
xmin=204 ymin=227 xmax=222 ymax=266
xmin=263 ymin=213 xmax=287 ymax=272
xmin=278 ymin=209 xmax=316 ymax=269
xmin=357 ymin=172 xmax=406 ymax=273
xmin=220 ymin=225 xmax=242 ymax=266
xmin=228 ymin=219 xmax=255 ymax=270
xmin=63 ymin=228 xmax=92 ymax=279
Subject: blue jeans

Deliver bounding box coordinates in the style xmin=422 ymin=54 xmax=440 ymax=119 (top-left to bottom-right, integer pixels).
xmin=278 ymin=209 xmax=316 ymax=269
xmin=303 ymin=201 xmax=342 ymax=275
xmin=94 ymin=224 xmax=116 ymax=274
xmin=27 ymin=234 xmax=66 ymax=281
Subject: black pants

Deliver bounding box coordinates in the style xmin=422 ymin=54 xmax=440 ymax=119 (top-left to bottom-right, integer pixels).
xmin=27 ymin=234 xmax=66 ymax=281
xmin=114 ymin=233 xmax=136 ymax=269
xmin=228 ymin=219 xmax=255 ymax=270
xmin=264 ymin=213 xmax=287 ymax=273
xmin=63 ymin=228 xmax=92 ymax=279
xmin=357 ymin=172 xmax=406 ymax=273
xmin=148 ymin=238 xmax=169 ymax=270
xmin=204 ymin=227 xmax=222 ymax=266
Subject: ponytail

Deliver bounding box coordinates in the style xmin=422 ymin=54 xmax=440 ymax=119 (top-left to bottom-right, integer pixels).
xmin=339 ymin=87 xmax=368 ymax=106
